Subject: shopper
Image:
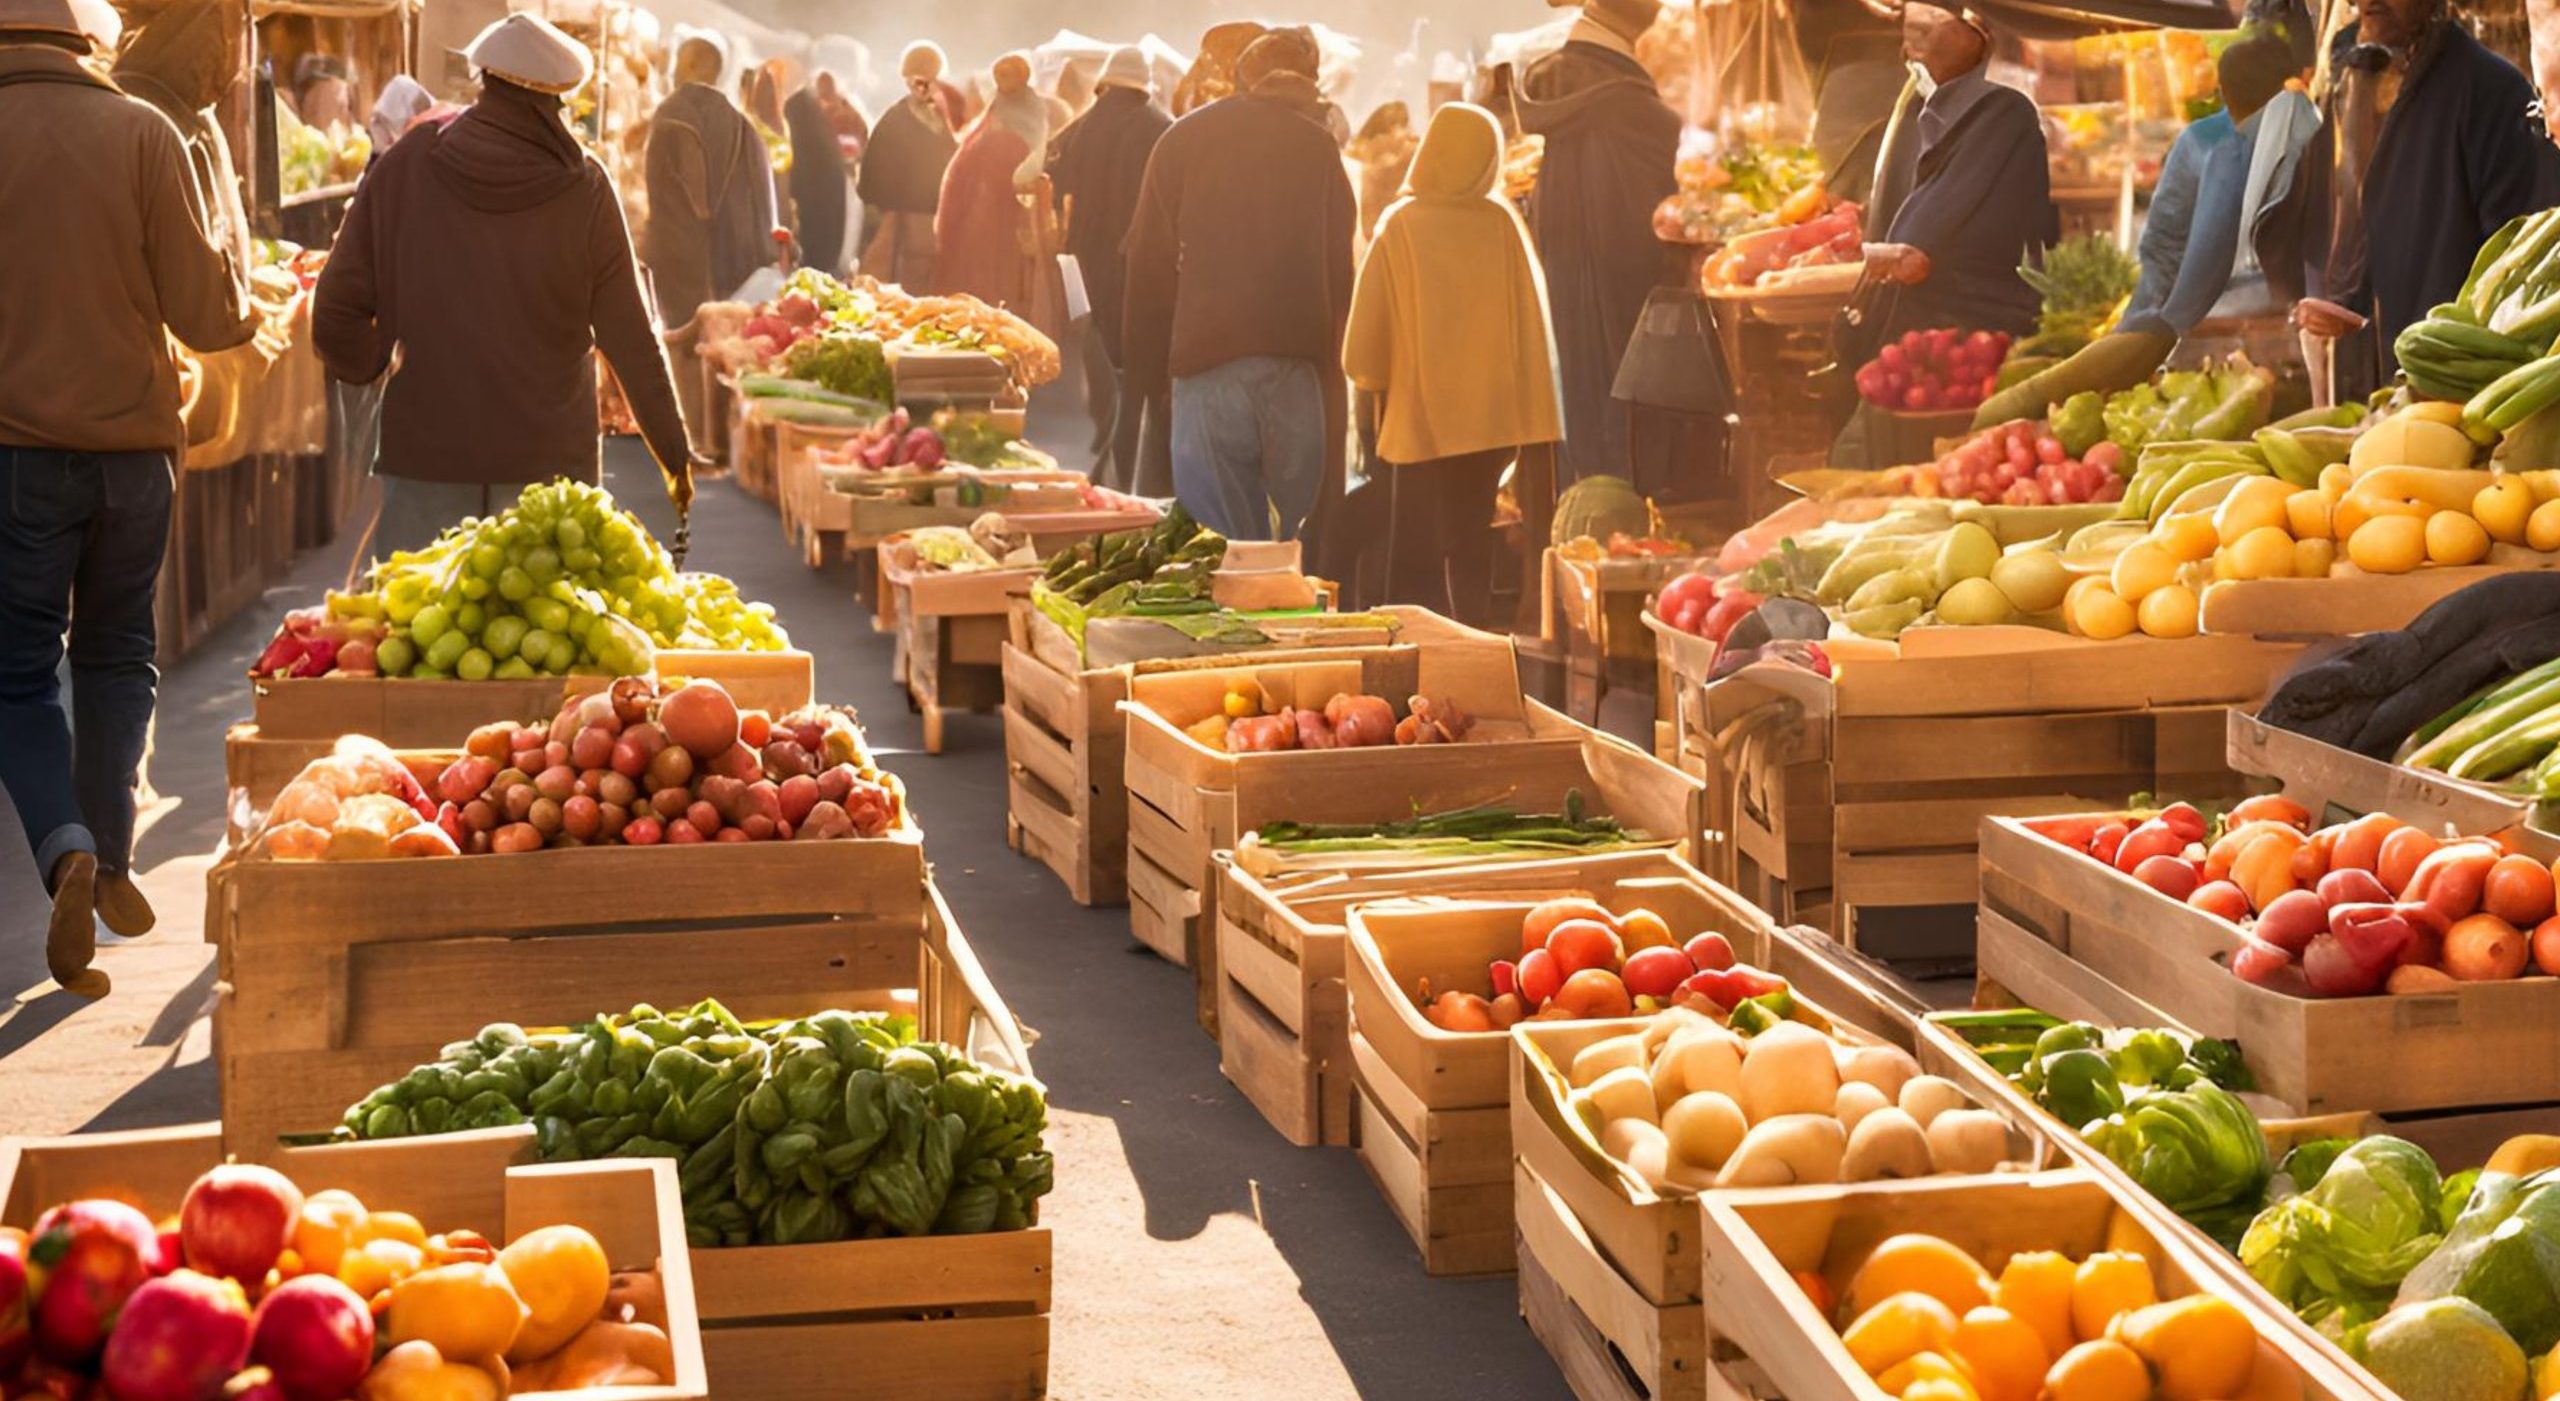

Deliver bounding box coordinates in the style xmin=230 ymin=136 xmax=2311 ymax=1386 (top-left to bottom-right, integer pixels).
xmin=1344 ymin=102 xmax=1562 ymax=626
xmin=642 ymin=35 xmax=778 ymax=326
xmin=2293 ymin=0 xmax=2560 ymax=393
xmin=858 ymin=42 xmax=960 ymax=290
xmin=1123 ymin=27 xmax=1355 ymax=540
xmin=1517 ymin=0 xmax=1678 ymax=485
xmin=112 ymin=0 xmax=249 ymax=267
xmin=1172 ymin=20 xmax=1267 ymax=115
xmin=313 ymin=14 xmax=695 ymax=554
xmin=1857 ymin=4 xmax=2053 ymax=344
xmin=0 ymin=0 xmax=254 ymax=992
xmin=1051 ymin=44 xmax=1173 ymax=493
xmin=783 ymin=73 xmax=848 ymax=277
xmin=934 ymin=52 xmax=1047 ymax=309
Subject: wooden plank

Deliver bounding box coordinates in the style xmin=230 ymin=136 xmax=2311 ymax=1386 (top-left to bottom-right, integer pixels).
xmin=1218 ymin=968 xmax=1333 ymax=1147
xmin=1515 ymin=1160 xmax=1705 ymax=1401
xmin=1829 ymin=632 xmax=2297 ymax=718
xmin=702 ymin=1315 xmax=1047 ymax=1400
xmin=1125 ymin=846 xmax=1193 ymax=967
xmin=1349 ymin=1076 xmax=1515 ymax=1276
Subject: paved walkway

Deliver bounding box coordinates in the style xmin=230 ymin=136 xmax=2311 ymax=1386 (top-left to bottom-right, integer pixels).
xmin=0 ymin=436 xmax=1574 ymax=1399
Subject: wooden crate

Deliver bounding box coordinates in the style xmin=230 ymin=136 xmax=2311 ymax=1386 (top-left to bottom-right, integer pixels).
xmin=881 ymin=542 xmax=1029 ymax=754
xmin=775 ymin=421 xmax=864 ymax=569
xmin=729 ymin=397 xmax=781 ymax=505
xmin=1694 ymin=1170 xmax=2372 ymax=1401
xmin=0 ymin=1125 xmax=709 ymax=1401
xmin=1977 ymin=813 xmax=2560 ymax=1115
xmin=1550 ymin=553 xmax=1691 ymax=726
xmin=1217 ymin=850 xmax=1751 ymax=1148
xmin=2199 ymin=559 xmax=2560 ymax=638
xmin=248 ymin=649 xmax=815 ymax=745
xmin=1517 ymin=1159 xmax=1709 ymax=1401
xmin=208 ymin=834 xmax=931 ymax=1155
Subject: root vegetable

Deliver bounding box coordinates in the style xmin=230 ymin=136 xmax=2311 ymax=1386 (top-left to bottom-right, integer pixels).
xmin=1739 ymin=1022 xmax=1841 ymax=1123
xmin=1835 ymin=1080 xmax=1891 ymax=1131
xmin=1585 ymin=1066 xmax=1658 ymax=1127
xmin=1899 ymin=1076 xmax=1969 ymax=1128
xmin=1714 ymin=1115 xmax=1847 ymax=1187
xmin=1571 ymin=1034 xmax=1646 ymax=1088
xmin=1843 ymin=1107 xmax=1934 ymax=1181
xmin=2443 ymin=913 xmax=2529 ymax=981
xmin=1600 ymin=1117 xmax=1667 ymax=1166
xmin=1651 ymin=1026 xmax=1745 ymax=1109
xmin=1926 ymin=1109 xmax=2010 ymax=1174
xmin=1660 ymin=1090 xmax=1748 ymax=1170
xmin=1838 ymin=1045 xmax=1920 ymax=1104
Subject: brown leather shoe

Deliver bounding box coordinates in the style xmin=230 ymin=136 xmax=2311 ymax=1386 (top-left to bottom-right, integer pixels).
xmin=95 ymin=871 xmax=157 ymax=937
xmin=47 ymin=852 xmax=109 ymax=998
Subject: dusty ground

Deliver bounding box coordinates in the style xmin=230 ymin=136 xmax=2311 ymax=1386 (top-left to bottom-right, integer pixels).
xmin=0 ymin=431 xmax=1574 ymax=1399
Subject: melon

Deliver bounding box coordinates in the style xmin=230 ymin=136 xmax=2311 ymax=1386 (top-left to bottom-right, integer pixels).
xmin=1553 ymin=475 xmax=1649 ymax=547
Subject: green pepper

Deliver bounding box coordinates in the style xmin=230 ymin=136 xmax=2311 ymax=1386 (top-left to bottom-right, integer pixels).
xmin=2036 ymin=1049 xmax=2128 ymax=1131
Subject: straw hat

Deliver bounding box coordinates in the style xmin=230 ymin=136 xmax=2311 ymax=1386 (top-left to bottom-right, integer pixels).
xmin=1097 ymin=44 xmax=1150 ymax=93
xmin=463 ymin=12 xmax=593 ymax=95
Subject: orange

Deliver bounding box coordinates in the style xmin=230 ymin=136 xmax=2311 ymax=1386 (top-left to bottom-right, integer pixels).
xmin=1617 ymin=909 xmax=1675 ymax=951
xmin=1849 ymin=1235 xmax=1995 ymax=1319
xmin=1993 ymin=1250 xmax=2077 ymax=1360
xmin=2068 ymin=1252 xmax=2157 ymax=1343
xmin=385 ymin=1261 xmax=530 ymax=1361
xmin=1877 ymin=1350 xmax=1979 ymax=1399
xmin=1845 ymin=1292 xmax=1960 ymax=1376
xmin=1951 ymin=1306 xmax=2050 ymax=1401
xmin=295 ymin=1188 xmax=369 ymax=1277
xmin=2110 ymin=1296 xmax=2255 ymax=1401
xmin=2044 ymin=1339 xmax=2153 ymax=1401
xmin=340 ymin=1237 xmax=427 ymax=1300
xmin=498 ymin=1225 xmax=612 ymax=1362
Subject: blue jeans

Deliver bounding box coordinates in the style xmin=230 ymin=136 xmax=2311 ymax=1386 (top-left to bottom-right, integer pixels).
xmin=1171 ymin=356 xmax=1325 ymax=541
xmin=0 ymin=447 xmax=174 ymax=879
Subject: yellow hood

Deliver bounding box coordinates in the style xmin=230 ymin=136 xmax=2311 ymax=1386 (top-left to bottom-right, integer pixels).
xmin=1402 ymin=101 xmax=1500 ymax=202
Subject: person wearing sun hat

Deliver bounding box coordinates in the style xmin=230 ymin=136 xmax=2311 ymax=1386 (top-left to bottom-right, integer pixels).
xmin=0 ymin=0 xmax=254 ymax=997
xmin=313 ymin=11 xmax=697 ymax=557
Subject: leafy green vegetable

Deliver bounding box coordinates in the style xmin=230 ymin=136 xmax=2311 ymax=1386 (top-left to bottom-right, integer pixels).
xmin=2396 ymin=1169 xmax=2560 ymax=1355
xmin=779 ymin=329 xmax=895 ymax=407
xmin=2241 ymin=1137 xmax=2447 ymax=1328
xmin=2083 ymin=1080 xmax=2271 ymax=1251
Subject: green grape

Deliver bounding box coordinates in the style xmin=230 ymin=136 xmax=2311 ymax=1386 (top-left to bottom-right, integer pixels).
xmin=523 ymin=596 xmax=570 ymax=634
xmin=497 ymin=566 xmax=534 ymax=602
xmin=493 ymin=656 xmax=536 ymax=680
xmin=566 ymin=610 xmax=594 ymax=641
xmin=517 ymin=628 xmax=555 ymax=668
xmin=411 ymin=663 xmax=448 ymax=680
xmin=459 ymin=575 xmax=492 ymax=601
xmin=484 ymin=614 xmax=529 ymax=661
xmin=411 ymin=603 xmax=451 ymax=647
xmin=555 ymin=517 xmax=587 ymax=551
xmin=545 ymin=578 xmax=576 ymax=604
xmin=540 ymin=637 xmax=573 ymax=674
xmin=526 ymin=545 xmax=562 ymax=582
xmin=470 ymin=542 xmax=504 ymax=577
xmin=456 ymin=647 xmax=495 ymax=681
xmin=425 ymin=629 xmax=471 ymax=673
xmin=455 ymin=601 xmax=486 ymax=636
xmin=375 ymin=634 xmax=417 ymax=676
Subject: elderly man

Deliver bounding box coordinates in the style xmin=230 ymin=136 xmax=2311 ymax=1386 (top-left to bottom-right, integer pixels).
xmin=2295 ymin=0 xmax=2560 ymax=394
xmin=0 ymin=0 xmax=253 ymax=992
xmin=1123 ymin=28 xmax=1355 ymax=539
xmin=314 ymin=14 xmax=695 ymax=552
xmin=857 ymin=42 xmax=961 ymax=289
xmin=1053 ymin=44 xmax=1174 ymax=493
xmin=643 ymin=36 xmax=778 ymax=326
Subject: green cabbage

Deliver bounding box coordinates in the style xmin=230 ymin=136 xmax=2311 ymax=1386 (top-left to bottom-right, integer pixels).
xmin=2083 ymin=1079 xmax=2270 ymax=1251
xmin=2242 ymin=1137 xmax=2447 ymax=1328
xmin=2397 ymin=1169 xmax=2560 ymax=1356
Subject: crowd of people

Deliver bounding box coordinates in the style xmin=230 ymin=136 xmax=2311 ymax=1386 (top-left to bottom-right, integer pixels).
xmin=9 ymin=0 xmax=2560 ymax=987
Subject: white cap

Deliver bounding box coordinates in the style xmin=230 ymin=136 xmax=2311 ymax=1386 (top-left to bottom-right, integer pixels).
xmin=1098 ymin=44 xmax=1150 ymax=93
xmin=464 ymin=12 xmax=594 ymax=95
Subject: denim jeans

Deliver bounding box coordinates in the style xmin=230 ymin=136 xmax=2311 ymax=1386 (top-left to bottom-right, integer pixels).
xmin=1170 ymin=355 xmax=1324 ymax=540
xmin=1109 ymin=375 xmax=1172 ymax=498
xmin=0 ymin=446 xmax=174 ymax=879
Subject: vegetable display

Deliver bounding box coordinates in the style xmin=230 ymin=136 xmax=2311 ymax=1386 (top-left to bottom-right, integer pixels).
xmin=1230 ymin=795 xmax=1658 ymax=875
xmin=0 ymin=1162 xmax=672 ymax=1400
xmin=250 ymin=481 xmax=786 ymax=682
xmin=1038 ymin=505 xmax=1227 ymax=616
xmin=2402 ymin=649 xmax=2560 ymax=796
xmin=2257 ymin=572 xmax=2560 ymax=761
xmin=2054 ymin=354 xmax=2277 ymax=463
xmin=1553 ymin=1009 xmax=2015 ymax=1194
xmin=338 ymin=998 xmax=1053 ymax=1247
xmin=1652 ymin=140 xmax=1830 ymax=246
xmin=696 ymin=269 xmax=1061 ymax=386
xmin=1858 ymin=330 xmax=2014 ymax=415
xmin=2394 ymin=209 xmax=2560 ymax=413
xmin=777 ymin=330 xmax=896 ymax=409
xmin=249 ymin=677 xmax=901 ymax=860
xmin=1186 ymin=679 xmax=1476 ymax=753
xmin=1420 ymin=897 xmax=1768 ymax=1032
xmin=1923 ymin=419 xmax=2127 ymax=505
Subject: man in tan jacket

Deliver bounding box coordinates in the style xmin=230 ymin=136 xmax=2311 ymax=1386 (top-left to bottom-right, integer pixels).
xmin=0 ymin=0 xmax=253 ymax=995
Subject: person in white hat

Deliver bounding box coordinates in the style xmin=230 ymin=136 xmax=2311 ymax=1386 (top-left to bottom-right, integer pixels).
xmin=642 ymin=34 xmax=779 ymax=335
xmin=0 ymin=0 xmax=255 ymax=996
xmin=855 ymin=41 xmax=960 ymax=288
xmin=1050 ymin=43 xmax=1173 ymax=493
xmin=313 ymin=12 xmax=698 ymax=556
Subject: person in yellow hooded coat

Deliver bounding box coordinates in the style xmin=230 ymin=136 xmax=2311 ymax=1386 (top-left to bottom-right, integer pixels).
xmin=1343 ymin=101 xmax=1563 ymax=626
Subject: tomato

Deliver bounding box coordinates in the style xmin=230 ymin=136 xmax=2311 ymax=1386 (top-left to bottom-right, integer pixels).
xmin=1683 ymin=931 xmax=1736 ymax=970
xmin=1518 ymin=948 xmax=1562 ymax=1008
xmin=2376 ymin=826 xmax=2442 ymax=895
xmin=1620 ymin=947 xmax=1696 ymax=999
xmin=2483 ymin=853 xmax=2556 ymax=927
xmin=2155 ymin=803 xmax=2207 ymax=843
xmin=1879 ymin=344 xmax=1908 ymax=370
xmin=1677 ymin=963 xmax=1787 ymax=1011
xmin=1701 ymin=593 xmax=1758 ymax=642
xmin=1904 ymin=387 xmax=1931 ymax=411
xmin=1522 ymin=898 xmax=1616 ymax=953
xmin=1552 ymin=969 xmax=1634 ymax=1020
xmin=1656 ymin=573 xmax=1714 ymax=620
xmin=1544 ymin=920 xmax=1624 ymax=977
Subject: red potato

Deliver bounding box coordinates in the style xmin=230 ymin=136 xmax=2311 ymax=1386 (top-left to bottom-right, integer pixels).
xmin=2252 ymin=889 xmax=2329 ymax=953
xmin=2188 ymin=881 xmax=2250 ymax=922
xmin=2317 ymin=868 xmax=2392 ymax=909
xmin=2132 ymin=855 xmax=2200 ymax=901
xmin=2230 ymin=937 xmax=2295 ymax=986
xmin=2483 ymin=854 xmax=2557 ymax=927
xmin=2443 ymin=913 xmax=2530 ymax=982
xmin=2114 ymin=820 xmax=2185 ymax=874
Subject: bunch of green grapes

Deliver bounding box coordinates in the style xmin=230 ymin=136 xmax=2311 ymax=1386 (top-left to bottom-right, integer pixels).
xmin=329 ymin=481 xmax=787 ymax=680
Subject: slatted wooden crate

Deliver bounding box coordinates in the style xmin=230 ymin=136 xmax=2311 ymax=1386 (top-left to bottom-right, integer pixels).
xmin=1668 ymin=630 xmax=2299 ymax=946
xmin=729 ymin=395 xmax=782 ymax=504
xmin=208 ymin=831 xmax=930 ymax=1156
xmin=0 ymin=1126 xmax=709 ymax=1401
xmin=1002 ymin=598 xmax=1416 ymax=911
xmin=247 ymin=648 xmax=815 ymax=746
xmin=1550 ymin=552 xmax=1691 ymax=726
xmin=1213 ymin=848 xmax=1718 ymax=1148
xmin=880 ymin=541 xmax=1027 ymax=754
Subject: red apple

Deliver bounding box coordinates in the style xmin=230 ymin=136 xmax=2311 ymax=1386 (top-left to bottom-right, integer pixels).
xmin=181 ymin=1165 xmax=303 ymax=1285
xmin=249 ymin=1275 xmax=373 ymax=1401
xmin=0 ymin=1230 xmax=30 ymax=1376
xmin=1681 ymin=932 xmax=1736 ymax=972
xmin=28 ymin=1198 xmax=159 ymax=1363
xmin=222 ymin=1367 xmax=290 ymax=1401
xmin=1620 ymin=946 xmax=1697 ymax=1000
xmin=101 ymin=1269 xmax=252 ymax=1401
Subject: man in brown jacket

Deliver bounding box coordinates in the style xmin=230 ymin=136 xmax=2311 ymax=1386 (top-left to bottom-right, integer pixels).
xmin=1121 ymin=28 xmax=1354 ymax=540
xmin=642 ymin=37 xmax=779 ymax=327
xmin=314 ymin=13 xmax=696 ymax=552
xmin=0 ymin=0 xmax=254 ymax=994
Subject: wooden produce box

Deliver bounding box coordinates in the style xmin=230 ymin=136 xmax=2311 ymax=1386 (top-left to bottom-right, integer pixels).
xmin=880 ymin=541 xmax=1030 ymax=755
xmin=775 ymin=420 xmax=864 ymax=568
xmin=729 ymin=395 xmax=782 ymax=505
xmin=1549 ymin=552 xmax=1690 ymax=726
xmin=1000 ymin=603 xmax=1416 ymax=908
xmin=248 ymin=648 xmax=816 ymax=745
xmin=208 ymin=831 xmax=931 ymax=1156
xmin=1217 ymin=850 xmax=1737 ymax=1149
xmin=1977 ymin=808 xmax=2560 ymax=1115
xmin=1694 ymin=1170 xmax=2371 ymax=1401
xmin=2200 ymin=558 xmax=2560 ymax=639
xmin=2226 ymin=707 xmax=2543 ymax=839
xmin=1683 ymin=628 xmax=2299 ymax=947
xmin=0 ymin=1125 xmax=709 ymax=1401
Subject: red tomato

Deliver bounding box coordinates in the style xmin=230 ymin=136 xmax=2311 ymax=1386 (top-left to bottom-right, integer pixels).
xmin=1655 ymin=574 xmax=1714 ymax=620
xmin=1620 ymin=946 xmax=1696 ymax=999
xmin=1518 ymin=948 xmax=1562 ymax=1008
xmin=1678 ymin=963 xmax=1787 ymax=1011
xmin=1682 ymin=931 xmax=1736 ymax=971
xmin=1553 ymin=969 xmax=1634 ymax=1020
xmin=1544 ymin=920 xmax=1624 ymax=977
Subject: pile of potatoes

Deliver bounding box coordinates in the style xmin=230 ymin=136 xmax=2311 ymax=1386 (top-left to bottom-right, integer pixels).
xmin=1564 ymin=1010 xmax=2018 ymax=1194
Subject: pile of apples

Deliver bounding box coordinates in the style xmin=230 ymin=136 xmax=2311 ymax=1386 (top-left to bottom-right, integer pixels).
xmin=1856 ymin=329 xmax=2011 ymax=414
xmin=1417 ymin=898 xmax=1792 ymax=1032
xmin=738 ymin=288 xmax=824 ymax=365
xmin=0 ymin=1162 xmax=664 ymax=1401
xmin=1653 ymin=573 xmax=1764 ymax=645
xmin=1924 ymin=421 xmax=2127 ymax=506
xmin=823 ymin=408 xmax=945 ymax=473
xmin=2035 ymin=796 xmax=2560 ymax=997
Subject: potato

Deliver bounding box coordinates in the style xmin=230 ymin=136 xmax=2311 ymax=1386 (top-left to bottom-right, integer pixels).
xmin=1715 ymin=1115 xmax=1847 ymax=1188
xmin=1835 ymin=1080 xmax=1891 ymax=1132
xmin=1926 ymin=1109 xmax=2011 ymax=1174
xmin=1587 ymin=1065 xmax=1658 ymax=1128
xmin=1662 ymin=1091 xmax=1749 ymax=1170
xmin=1739 ymin=1022 xmax=1840 ymax=1123
xmin=1651 ymin=1026 xmax=1743 ymax=1111
xmin=1600 ymin=1116 xmax=1667 ymax=1165
xmin=1838 ymin=1045 xmax=1920 ymax=1103
xmin=1571 ymin=1034 xmax=1646 ymax=1089
xmin=1899 ymin=1075 xmax=1970 ymax=1128
xmin=1842 ymin=1107 xmax=1934 ymax=1182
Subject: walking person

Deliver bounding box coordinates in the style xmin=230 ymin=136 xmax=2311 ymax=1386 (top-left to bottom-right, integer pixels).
xmin=857 ymin=42 xmax=960 ymax=290
xmin=313 ymin=13 xmax=696 ymax=554
xmin=934 ymin=52 xmax=1048 ymax=309
xmin=1344 ymin=102 xmax=1563 ymax=627
xmin=642 ymin=35 xmax=778 ymax=326
xmin=0 ymin=0 xmax=254 ymax=993
xmin=1050 ymin=44 xmax=1172 ymax=493
xmin=1122 ymin=28 xmax=1355 ymax=539
xmin=783 ymin=71 xmax=849 ymax=277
